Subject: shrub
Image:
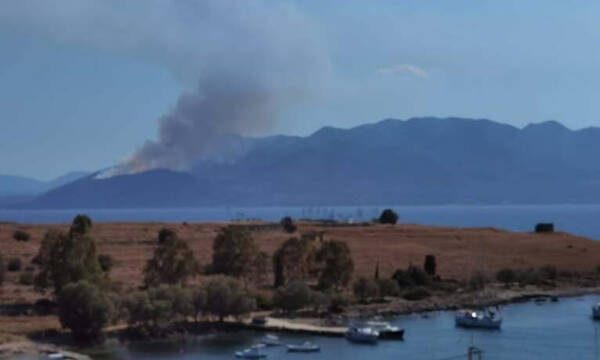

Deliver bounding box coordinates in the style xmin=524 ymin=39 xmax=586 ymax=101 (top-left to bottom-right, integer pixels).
xmin=407 ymin=265 xmax=429 ymax=286
xmin=57 ymin=281 xmax=115 ymax=343
xmin=254 ymin=292 xmax=274 ymax=311
xmin=496 ymin=268 xmax=516 ymax=286
xmin=379 ymin=209 xmax=399 ymax=225
xmin=538 ymin=265 xmax=558 ymax=280
xmin=403 ymin=287 xmax=431 ymax=301
xmin=202 ymin=276 xmax=255 ymax=321
xmin=273 ymin=281 xmax=313 ymax=313
xmin=424 ymin=254 xmax=437 ymax=276
xmin=469 ymin=271 xmax=488 ymax=290
xmin=8 ymin=258 xmax=21 ymax=272
xmin=13 ymin=230 xmax=30 ymax=242
xmin=310 ymin=290 xmax=330 ymax=312
xmin=97 ymin=254 xmax=114 ymax=273
xmin=377 ymin=278 xmax=400 ymax=297
xmin=0 ymin=254 xmax=4 ymax=286
xmin=316 ymin=240 xmax=354 ymax=291
xmin=353 ymin=277 xmax=379 ymax=303
xmin=328 ymin=293 xmax=350 ymax=313
xmin=280 ymin=216 xmax=297 ymax=233
xmin=19 ymin=271 xmax=34 ymax=285
xmin=392 ymin=269 xmax=413 ymax=288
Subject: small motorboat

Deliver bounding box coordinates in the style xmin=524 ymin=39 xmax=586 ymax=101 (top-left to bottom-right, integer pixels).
xmin=47 ymin=353 xmax=64 ymax=360
xmin=364 ymin=321 xmax=404 ymax=340
xmin=592 ymin=302 xmax=600 ymax=319
xmin=235 ymin=345 xmax=267 ymax=359
xmin=346 ymin=325 xmax=379 ymax=343
xmin=260 ymin=334 xmax=282 ymax=347
xmin=286 ymin=341 xmax=320 ymax=352
xmin=455 ymin=308 xmax=502 ymax=329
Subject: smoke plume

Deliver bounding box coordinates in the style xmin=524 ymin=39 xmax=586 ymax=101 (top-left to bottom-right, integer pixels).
xmin=1 ymin=0 xmax=330 ymax=174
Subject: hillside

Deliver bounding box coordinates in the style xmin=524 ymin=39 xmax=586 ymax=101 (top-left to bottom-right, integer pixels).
xmin=18 ymin=117 xmax=600 ymax=208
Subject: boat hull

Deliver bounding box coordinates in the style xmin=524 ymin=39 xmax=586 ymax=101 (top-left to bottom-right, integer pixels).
xmin=455 ymin=311 xmax=502 ymax=329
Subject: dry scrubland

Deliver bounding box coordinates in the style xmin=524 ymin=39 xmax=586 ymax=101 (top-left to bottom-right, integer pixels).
xmin=2 ymin=221 xmax=600 ymax=306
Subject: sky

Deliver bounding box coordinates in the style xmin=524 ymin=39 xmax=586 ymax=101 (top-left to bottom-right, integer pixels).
xmin=1 ymin=0 xmax=600 ymax=180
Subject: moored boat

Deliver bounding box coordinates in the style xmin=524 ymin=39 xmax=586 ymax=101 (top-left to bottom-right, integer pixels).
xmin=235 ymin=345 xmax=267 ymax=359
xmin=286 ymin=341 xmax=320 ymax=352
xmin=260 ymin=334 xmax=282 ymax=347
xmin=346 ymin=325 xmax=379 ymax=343
xmin=364 ymin=321 xmax=404 ymax=339
xmin=592 ymin=302 xmax=600 ymax=319
xmin=455 ymin=308 xmax=502 ymax=329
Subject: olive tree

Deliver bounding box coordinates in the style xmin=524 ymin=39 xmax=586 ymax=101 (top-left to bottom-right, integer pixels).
xmin=316 ymin=240 xmax=354 ymax=291
xmin=143 ymin=228 xmax=198 ymax=287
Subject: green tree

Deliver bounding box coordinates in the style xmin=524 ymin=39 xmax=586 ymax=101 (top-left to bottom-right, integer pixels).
xmin=280 ymin=216 xmax=297 ymax=233
xmin=57 ymin=281 xmax=115 ymax=343
xmin=34 ymin=218 xmax=103 ymax=295
xmin=211 ymin=226 xmax=263 ymax=286
xmin=353 ymin=277 xmax=379 ymax=303
xmin=273 ymin=281 xmax=313 ymax=313
xmin=377 ymin=278 xmax=400 ymax=297
xmin=272 ymin=237 xmax=318 ymax=287
xmin=378 ymin=209 xmax=399 ymax=225
xmin=203 ymin=275 xmax=255 ymax=322
xmin=496 ymin=268 xmax=516 ymax=287
xmin=424 ymin=254 xmax=437 ymax=276
xmin=98 ymin=254 xmax=114 ymax=274
xmin=316 ymin=240 xmax=354 ymax=291
xmin=13 ymin=230 xmax=30 ymax=242
xmin=70 ymin=214 xmax=93 ymax=236
xmin=143 ymin=228 xmax=198 ymax=287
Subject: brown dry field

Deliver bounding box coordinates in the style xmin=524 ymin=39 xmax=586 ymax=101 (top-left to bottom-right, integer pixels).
xmin=1 ymin=221 xmax=600 ymax=305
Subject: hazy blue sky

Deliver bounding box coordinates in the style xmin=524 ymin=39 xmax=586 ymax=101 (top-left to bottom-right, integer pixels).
xmin=1 ymin=0 xmax=600 ymax=179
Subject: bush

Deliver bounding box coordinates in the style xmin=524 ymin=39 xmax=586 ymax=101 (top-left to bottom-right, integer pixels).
xmin=496 ymin=268 xmax=516 ymax=286
xmin=57 ymin=281 xmax=115 ymax=343
xmin=538 ymin=265 xmax=558 ymax=280
xmin=377 ymin=278 xmax=400 ymax=297
xmin=469 ymin=271 xmax=488 ymax=290
xmin=353 ymin=277 xmax=379 ymax=303
xmin=254 ymin=292 xmax=274 ymax=311
xmin=280 ymin=216 xmax=297 ymax=233
xmin=19 ymin=271 xmax=34 ymax=285
xmin=273 ymin=281 xmax=313 ymax=313
xmin=13 ymin=230 xmax=30 ymax=242
xmin=328 ymin=293 xmax=350 ymax=313
xmin=7 ymin=258 xmax=21 ymax=272
xmin=97 ymin=254 xmax=114 ymax=273
xmin=316 ymin=240 xmax=354 ymax=290
xmin=0 ymin=255 xmax=4 ymax=286
xmin=403 ymin=287 xmax=431 ymax=301
xmin=379 ymin=209 xmax=399 ymax=225
xmin=424 ymin=254 xmax=436 ymax=276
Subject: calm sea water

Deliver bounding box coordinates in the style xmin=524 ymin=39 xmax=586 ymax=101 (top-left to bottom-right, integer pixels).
xmin=83 ymin=294 xmax=600 ymax=360
xmin=2 ymin=204 xmax=600 ymax=239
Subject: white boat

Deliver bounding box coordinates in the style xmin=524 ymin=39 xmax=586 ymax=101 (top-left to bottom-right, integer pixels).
xmin=260 ymin=334 xmax=281 ymax=346
xmin=346 ymin=325 xmax=379 ymax=343
xmin=235 ymin=345 xmax=267 ymax=359
xmin=592 ymin=302 xmax=600 ymax=319
xmin=364 ymin=321 xmax=404 ymax=339
xmin=286 ymin=341 xmax=320 ymax=352
xmin=47 ymin=353 xmax=64 ymax=360
xmin=455 ymin=308 xmax=502 ymax=329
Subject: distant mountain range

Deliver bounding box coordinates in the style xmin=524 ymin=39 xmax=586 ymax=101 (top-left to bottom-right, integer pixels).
xmin=0 ymin=171 xmax=89 ymax=206
xmin=10 ymin=117 xmax=600 ymax=209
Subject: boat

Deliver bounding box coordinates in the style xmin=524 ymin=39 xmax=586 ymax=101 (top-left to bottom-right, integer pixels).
xmin=346 ymin=325 xmax=379 ymax=343
xmin=455 ymin=308 xmax=502 ymax=329
xmin=260 ymin=334 xmax=282 ymax=347
xmin=47 ymin=353 xmax=64 ymax=360
xmin=235 ymin=345 xmax=267 ymax=359
xmin=286 ymin=342 xmax=320 ymax=352
xmin=364 ymin=321 xmax=404 ymax=339
xmin=592 ymin=302 xmax=600 ymax=319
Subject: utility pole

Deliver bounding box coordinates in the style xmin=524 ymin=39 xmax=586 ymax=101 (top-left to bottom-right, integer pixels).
xmin=468 ymin=346 xmax=483 ymax=360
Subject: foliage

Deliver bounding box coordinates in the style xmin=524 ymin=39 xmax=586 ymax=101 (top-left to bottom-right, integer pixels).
xmin=280 ymin=216 xmax=297 ymax=233
xmin=0 ymin=254 xmax=4 ymax=286
xmin=123 ymin=285 xmax=192 ymax=335
xmin=202 ymin=275 xmax=255 ymax=321
xmin=424 ymin=254 xmax=436 ymax=276
xmin=538 ymin=265 xmax=558 ymax=280
xmin=19 ymin=271 xmax=34 ymax=285
xmin=57 ymin=281 xmax=116 ymax=343
xmin=353 ymin=277 xmax=379 ymax=303
xmin=328 ymin=293 xmax=350 ymax=313
xmin=254 ymin=292 xmax=274 ymax=311
xmin=98 ymin=254 xmax=114 ymax=274
xmin=7 ymin=257 xmax=21 ymax=272
xmin=273 ymin=281 xmax=313 ymax=313
xmin=34 ymin=218 xmax=103 ymax=294
xmin=251 ymin=251 xmax=270 ymax=286
xmin=377 ymin=278 xmax=400 ymax=297
xmin=402 ymin=287 xmax=431 ymax=301
xmin=392 ymin=265 xmax=430 ymax=288
xmin=310 ymin=290 xmax=330 ymax=313
xmin=378 ymin=209 xmax=399 ymax=225
xmin=272 ymin=237 xmax=318 ymax=287
xmin=315 ymin=240 xmax=354 ymax=291
xmin=144 ymin=228 xmax=198 ymax=287
xmin=496 ymin=268 xmax=516 ymax=286
xmin=211 ymin=226 xmax=266 ymax=286
xmin=13 ymin=230 xmax=30 ymax=242
xmin=469 ymin=271 xmax=488 ymax=290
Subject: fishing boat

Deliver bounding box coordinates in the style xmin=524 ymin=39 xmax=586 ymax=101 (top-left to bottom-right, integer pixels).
xmin=592 ymin=302 xmax=600 ymax=319
xmin=47 ymin=353 xmax=64 ymax=360
xmin=346 ymin=325 xmax=379 ymax=343
xmin=260 ymin=334 xmax=282 ymax=347
xmin=235 ymin=345 xmax=267 ymax=359
xmin=286 ymin=341 xmax=320 ymax=352
xmin=455 ymin=308 xmax=502 ymax=329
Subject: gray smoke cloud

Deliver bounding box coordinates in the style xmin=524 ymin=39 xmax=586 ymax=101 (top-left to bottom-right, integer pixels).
xmin=1 ymin=0 xmax=330 ymax=174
